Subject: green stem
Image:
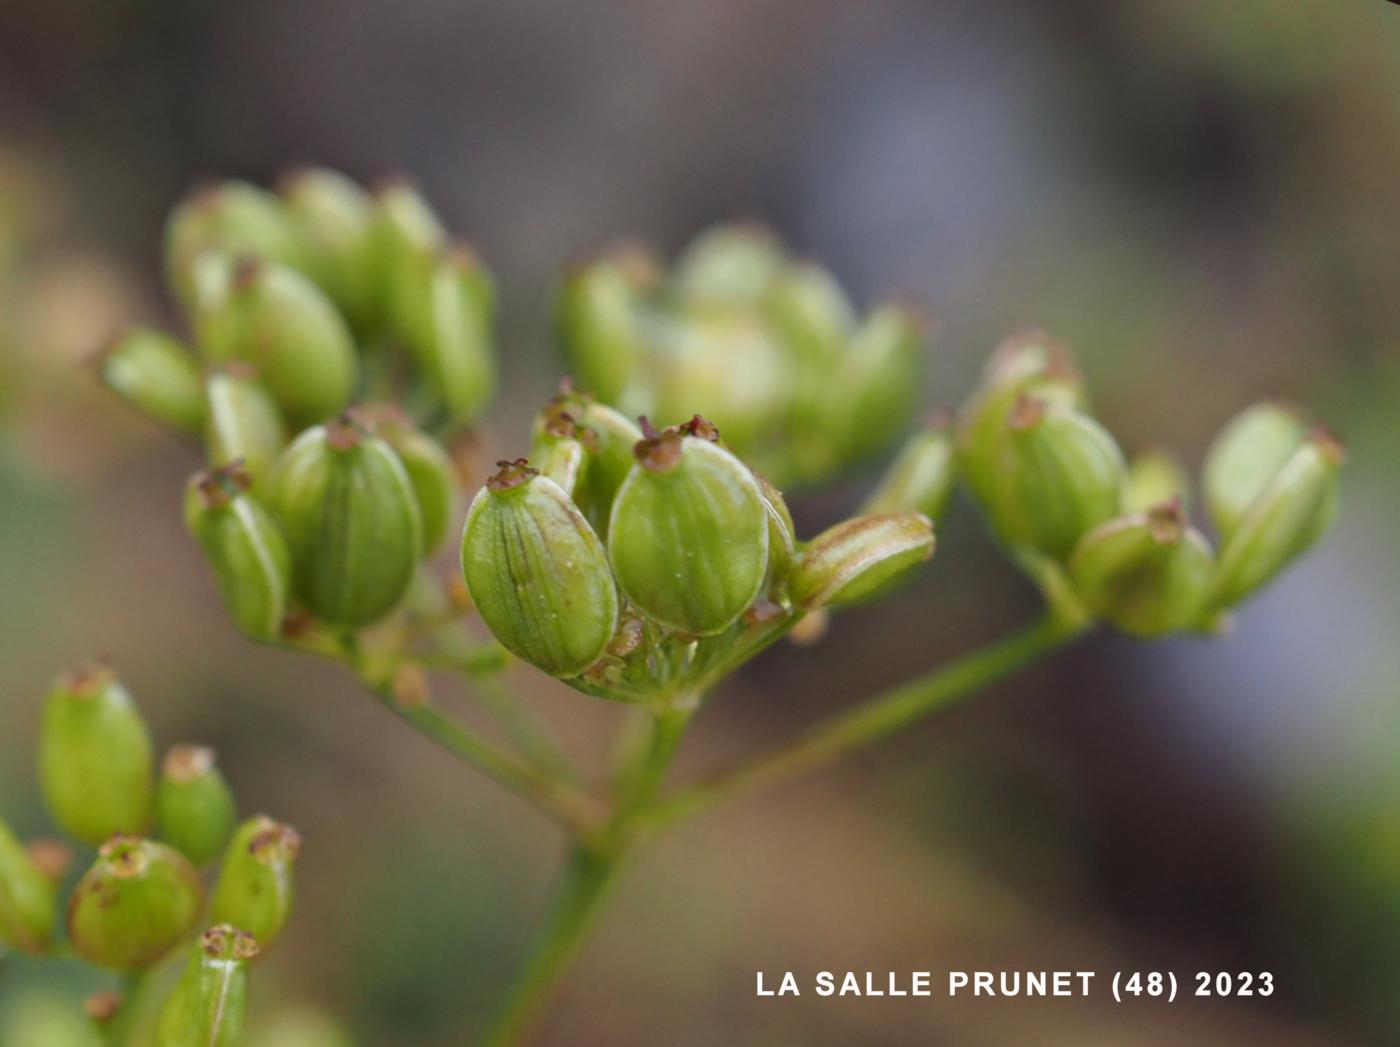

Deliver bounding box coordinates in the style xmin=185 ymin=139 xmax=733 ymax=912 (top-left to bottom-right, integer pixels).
xmin=364 ymin=682 xmax=602 ymax=833
xmin=472 ymin=674 xmax=582 ymax=786
xmin=644 ymin=612 xmax=1087 ymax=829
xmin=483 ymin=697 xmax=699 ymax=1046
xmin=480 ymin=846 xmax=622 ymax=1047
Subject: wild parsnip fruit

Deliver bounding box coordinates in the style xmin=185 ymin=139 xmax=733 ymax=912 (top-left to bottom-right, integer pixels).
xmin=99 ymin=327 xmax=206 ymax=434
xmin=266 ymin=417 xmax=424 ymax=627
xmin=155 ymin=925 xmax=259 ymax=1047
xmin=461 ymin=460 xmax=618 ymax=678
xmin=607 ymin=420 xmax=769 ymax=635
xmin=0 ymin=814 xmax=57 ymax=954
xmin=39 ymin=666 xmax=153 ymax=846
xmin=210 ymin=816 xmax=301 ymax=950
xmin=184 ymin=462 xmax=292 ymax=642
xmin=157 ymin=745 xmax=238 ymax=867
xmin=68 ymin=837 xmax=203 ymax=970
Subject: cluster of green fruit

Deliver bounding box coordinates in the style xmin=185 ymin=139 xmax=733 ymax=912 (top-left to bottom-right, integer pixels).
xmin=0 ymin=666 xmax=299 ymax=1043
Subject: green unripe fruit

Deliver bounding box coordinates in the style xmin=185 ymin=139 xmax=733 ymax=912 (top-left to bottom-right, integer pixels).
xmin=990 ymin=396 xmax=1124 ymax=560
xmin=861 ymin=419 xmax=957 ymax=521
xmin=204 ymin=369 xmax=288 ymax=482
xmin=199 ymin=259 xmax=357 ymax=426
xmin=67 ymin=837 xmax=203 ymax=970
xmin=210 ymin=816 xmax=301 ymax=950
xmin=765 ymin=261 xmax=856 ymax=368
xmin=184 ymin=463 xmax=292 ymax=641
xmin=281 ymin=167 xmax=377 ymax=329
xmin=1202 ymin=402 xmax=1309 ymax=543
xmin=0 ymin=814 xmax=57 ymax=953
xmin=752 ymin=465 xmax=797 ymax=595
xmin=462 ymin=461 xmax=619 ymax=677
xmin=414 ymin=248 xmax=496 ymax=423
xmin=822 ymin=303 xmax=923 ymax=463
xmin=157 ymin=746 xmax=238 ymax=867
xmin=39 ymin=666 xmax=154 ymax=846
xmin=372 ymin=179 xmax=446 ymax=345
xmin=1069 ymin=501 xmax=1215 ymax=637
xmin=957 ymin=330 xmax=1087 ymax=513
xmin=155 ymin=925 xmax=258 ymax=1047
xmin=608 ymin=423 xmax=769 ymax=634
xmin=99 ymin=328 xmax=206 ymax=434
xmin=165 ymin=182 xmax=306 ymax=310
xmin=1211 ymin=430 xmax=1343 ymax=608
xmin=672 ymin=223 xmax=784 ymax=305
xmin=654 ymin=307 xmax=791 ymax=454
xmin=570 ymin=399 xmax=646 ymax=538
xmin=790 ymin=513 xmax=935 ymax=611
xmin=531 ymin=397 xmax=594 ymax=497
xmin=376 ymin=416 xmax=458 ymax=555
xmin=556 ymin=250 xmax=654 ymax=404
xmin=1124 ymin=448 xmax=1191 ymax=514
xmin=266 ymin=420 xmax=424 ymax=627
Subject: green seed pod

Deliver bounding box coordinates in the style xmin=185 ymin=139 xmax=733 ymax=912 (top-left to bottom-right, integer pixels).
xmin=281 ymin=167 xmax=377 ymax=329
xmin=989 ymin=395 xmax=1125 ymax=560
xmin=608 ymin=422 xmax=769 ymax=634
xmin=374 ymin=415 xmax=459 ymax=555
xmin=821 ymin=303 xmax=924 ymax=463
xmin=653 ymin=306 xmax=791 ymax=454
xmin=204 ymin=369 xmax=288 ymax=482
xmin=0 ymin=814 xmax=57 ymax=954
xmin=1124 ymin=448 xmax=1191 ymax=515
xmin=752 ymin=465 xmax=797 ymax=594
xmin=790 ymin=513 xmax=935 ymax=611
xmin=266 ymin=419 xmax=424 ymax=627
xmin=957 ymin=330 xmax=1087 ymax=513
xmin=764 ymin=261 xmax=856 ymax=368
xmin=571 ymin=399 xmax=648 ymax=538
xmin=39 ymin=666 xmax=154 ymax=846
xmin=1202 ymin=402 xmax=1309 ymax=543
xmin=199 ymin=259 xmax=357 ymax=426
xmin=210 ymin=816 xmax=301 ymax=949
xmin=672 ymin=224 xmax=785 ymax=305
xmin=157 ymin=746 xmax=237 ymax=867
xmin=372 ymin=179 xmax=446 ymax=346
xmin=1211 ymin=429 xmax=1343 ymax=608
xmin=861 ymin=418 xmax=957 ymax=521
xmin=556 ymin=248 xmax=655 ymax=405
xmin=184 ymin=463 xmax=292 ymax=641
xmin=1069 ymin=501 xmax=1214 ymax=637
xmin=68 ymin=836 xmax=203 ymax=970
xmin=155 ymin=925 xmax=259 ymax=1047
xmin=462 ymin=461 xmax=619 ymax=677
xmin=99 ymin=327 xmax=206 ymax=434
xmin=165 ymin=182 xmax=306 ymax=310
xmin=530 ymin=396 xmax=595 ymax=497
xmin=413 ymin=248 xmax=496 ymax=424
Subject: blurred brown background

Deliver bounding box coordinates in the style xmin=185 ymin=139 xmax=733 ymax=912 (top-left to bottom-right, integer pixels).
xmin=2 ymin=1 xmax=1398 ymax=1044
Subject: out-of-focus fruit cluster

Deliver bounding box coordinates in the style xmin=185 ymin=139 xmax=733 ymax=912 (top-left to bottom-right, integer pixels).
xmin=557 ymin=224 xmax=927 ymax=488
xmin=1 ymin=664 xmax=301 ymax=1043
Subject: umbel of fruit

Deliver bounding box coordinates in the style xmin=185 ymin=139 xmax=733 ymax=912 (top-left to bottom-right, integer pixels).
xmin=266 ymin=415 xmax=423 ymax=627
xmin=68 ymin=836 xmax=203 ymax=970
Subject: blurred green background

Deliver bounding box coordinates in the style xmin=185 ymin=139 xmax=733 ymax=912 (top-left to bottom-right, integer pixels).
xmin=2 ymin=1 xmax=1398 ymax=1043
